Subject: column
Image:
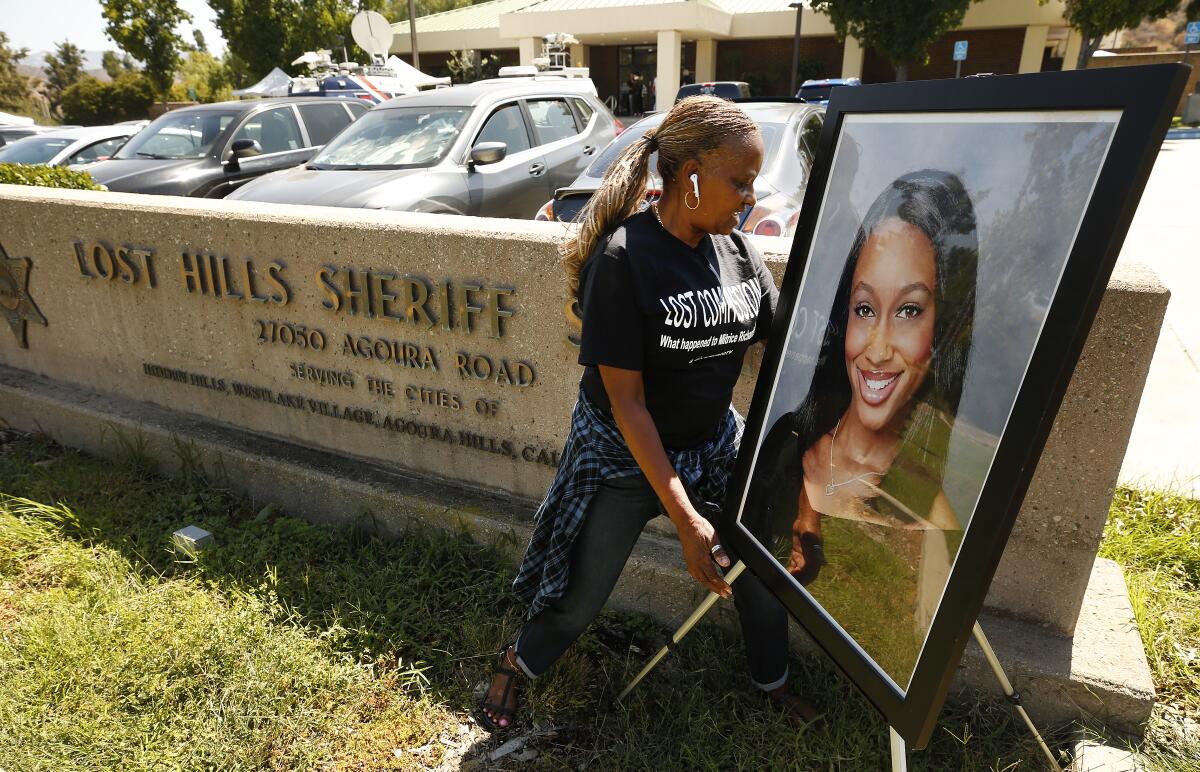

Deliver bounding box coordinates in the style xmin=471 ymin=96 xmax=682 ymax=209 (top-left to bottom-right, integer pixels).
xmin=1018 ymin=25 xmax=1049 ymax=74
xmin=695 ymin=38 xmax=717 ymax=82
xmin=656 ymin=29 xmax=682 ymax=112
xmin=1062 ymin=29 xmax=1083 ymax=70
xmin=519 ymin=37 xmax=539 ymax=66
xmin=569 ymin=43 xmax=588 ymax=68
xmin=841 ymin=35 xmax=864 ymax=79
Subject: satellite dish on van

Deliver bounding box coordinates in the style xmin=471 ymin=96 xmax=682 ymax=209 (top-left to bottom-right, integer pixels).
xmin=351 ymin=11 xmax=394 ymax=58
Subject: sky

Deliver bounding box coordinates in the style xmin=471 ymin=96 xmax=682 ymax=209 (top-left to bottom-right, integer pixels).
xmin=2 ymin=0 xmax=226 ymax=57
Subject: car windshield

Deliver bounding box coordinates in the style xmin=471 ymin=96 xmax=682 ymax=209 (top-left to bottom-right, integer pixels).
xmin=585 ymin=120 xmax=782 ymax=181
xmin=308 ymin=107 xmax=470 ymax=169
xmin=678 ymin=83 xmax=745 ymax=100
xmin=0 ymin=136 xmax=72 ymax=164
xmin=115 ymin=110 xmax=240 ymax=160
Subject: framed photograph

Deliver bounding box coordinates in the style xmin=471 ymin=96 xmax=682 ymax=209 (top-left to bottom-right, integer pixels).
xmin=720 ymin=64 xmax=1188 ymax=748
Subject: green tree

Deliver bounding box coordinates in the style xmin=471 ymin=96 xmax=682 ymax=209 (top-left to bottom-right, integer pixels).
xmin=44 ymin=41 xmax=86 ymax=113
xmin=170 ymin=50 xmax=232 ymax=102
xmin=446 ymin=49 xmax=497 ymax=83
xmin=101 ymin=50 xmax=137 ymax=79
xmin=1053 ymin=0 xmax=1179 ymax=67
xmin=101 ymin=0 xmax=192 ymax=103
xmin=0 ymin=32 xmax=31 ymax=114
xmin=193 ymin=29 xmax=208 ymax=53
xmin=1186 ymin=0 xmax=1198 ymax=22
xmin=208 ymin=0 xmax=357 ymax=83
xmin=61 ymin=73 xmax=155 ymax=124
xmin=809 ymin=0 xmax=981 ymax=81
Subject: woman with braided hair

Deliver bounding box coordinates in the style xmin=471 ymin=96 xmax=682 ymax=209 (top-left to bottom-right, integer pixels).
xmin=477 ymin=96 xmax=816 ymax=730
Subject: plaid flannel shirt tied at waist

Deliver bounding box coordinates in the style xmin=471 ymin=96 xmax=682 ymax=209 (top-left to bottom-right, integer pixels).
xmin=512 ymin=386 xmax=744 ymax=618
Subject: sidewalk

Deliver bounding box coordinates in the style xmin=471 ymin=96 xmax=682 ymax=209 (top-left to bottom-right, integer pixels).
xmin=1117 ymin=138 xmax=1200 ymax=496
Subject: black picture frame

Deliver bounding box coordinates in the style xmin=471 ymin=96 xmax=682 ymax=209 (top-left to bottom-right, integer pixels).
xmin=719 ymin=64 xmax=1189 ymax=749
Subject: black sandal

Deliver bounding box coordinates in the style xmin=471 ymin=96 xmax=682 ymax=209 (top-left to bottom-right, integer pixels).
xmin=476 ymin=645 xmax=521 ymax=732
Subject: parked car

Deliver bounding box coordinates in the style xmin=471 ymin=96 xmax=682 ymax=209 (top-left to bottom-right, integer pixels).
xmin=795 ymin=78 xmax=861 ymax=106
xmin=81 ymin=97 xmax=369 ymax=198
xmin=535 ymin=99 xmax=824 ymax=238
xmin=0 ymin=123 xmax=61 ymax=148
xmin=227 ymin=78 xmax=617 ymax=218
xmin=676 ymin=81 xmax=751 ymax=102
xmin=0 ymin=125 xmax=139 ymax=167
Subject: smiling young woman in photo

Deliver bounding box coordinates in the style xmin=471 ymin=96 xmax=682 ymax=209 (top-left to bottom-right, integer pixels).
xmin=475 ymin=96 xmax=820 ymax=732
xmin=750 ymin=170 xmax=979 ymax=637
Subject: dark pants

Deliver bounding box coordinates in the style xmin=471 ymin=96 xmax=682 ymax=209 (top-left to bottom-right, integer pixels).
xmin=515 ymin=473 xmax=790 ymax=690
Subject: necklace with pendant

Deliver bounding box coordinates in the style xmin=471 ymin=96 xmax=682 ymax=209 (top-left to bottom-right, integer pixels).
xmin=825 ymin=417 xmax=885 ymax=496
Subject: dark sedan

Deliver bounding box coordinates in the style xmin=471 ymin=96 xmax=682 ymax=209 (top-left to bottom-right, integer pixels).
xmin=80 ymin=98 xmax=368 ymax=198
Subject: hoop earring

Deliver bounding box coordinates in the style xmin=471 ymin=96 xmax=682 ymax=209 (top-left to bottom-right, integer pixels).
xmin=684 ymin=190 xmax=699 ymax=210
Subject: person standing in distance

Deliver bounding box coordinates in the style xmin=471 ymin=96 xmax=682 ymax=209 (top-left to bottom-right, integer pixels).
xmin=477 ymin=95 xmax=818 ymax=731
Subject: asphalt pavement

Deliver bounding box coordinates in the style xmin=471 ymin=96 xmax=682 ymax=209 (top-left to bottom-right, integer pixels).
xmin=1116 ymin=137 xmax=1200 ymax=496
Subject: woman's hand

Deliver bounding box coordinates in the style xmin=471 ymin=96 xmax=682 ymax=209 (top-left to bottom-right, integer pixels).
xmin=671 ymin=504 xmax=732 ymax=597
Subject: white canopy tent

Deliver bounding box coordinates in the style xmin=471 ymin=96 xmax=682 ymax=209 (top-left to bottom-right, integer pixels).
xmin=232 ymin=67 xmax=294 ymax=98
xmin=386 ymin=56 xmax=450 ymax=88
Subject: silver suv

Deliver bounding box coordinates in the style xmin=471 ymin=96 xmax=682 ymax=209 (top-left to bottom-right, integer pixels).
xmin=228 ymin=77 xmax=617 ymax=218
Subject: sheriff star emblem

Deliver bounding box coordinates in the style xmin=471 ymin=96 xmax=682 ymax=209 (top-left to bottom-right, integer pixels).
xmin=0 ymin=242 xmax=48 ymax=349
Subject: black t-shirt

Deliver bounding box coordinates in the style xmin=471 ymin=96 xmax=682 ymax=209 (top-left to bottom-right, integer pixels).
xmin=578 ymin=209 xmax=779 ymax=449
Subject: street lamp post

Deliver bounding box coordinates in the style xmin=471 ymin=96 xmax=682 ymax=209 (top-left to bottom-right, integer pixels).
xmin=789 ymin=1 xmax=804 ymax=96
xmin=408 ymin=0 xmax=420 ymax=70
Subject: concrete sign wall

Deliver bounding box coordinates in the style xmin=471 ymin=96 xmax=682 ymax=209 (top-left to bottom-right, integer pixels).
xmin=1 ymin=188 xmax=588 ymax=501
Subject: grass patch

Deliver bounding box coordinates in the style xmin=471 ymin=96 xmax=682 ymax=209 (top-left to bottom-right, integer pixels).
xmin=0 ymin=431 xmax=1134 ymax=768
xmin=1099 ymin=488 xmax=1200 ymax=769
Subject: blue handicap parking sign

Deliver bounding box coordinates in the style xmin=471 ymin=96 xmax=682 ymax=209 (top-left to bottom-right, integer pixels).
xmin=953 ymin=41 xmax=969 ymax=61
xmin=1186 ymin=21 xmax=1200 ymax=45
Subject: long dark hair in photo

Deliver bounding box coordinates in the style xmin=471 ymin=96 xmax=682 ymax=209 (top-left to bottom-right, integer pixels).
xmin=745 ymin=170 xmax=979 ymax=541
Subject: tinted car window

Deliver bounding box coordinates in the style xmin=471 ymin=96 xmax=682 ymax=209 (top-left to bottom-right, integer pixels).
xmin=299 ymin=102 xmax=353 ymax=145
xmin=570 ymin=97 xmax=594 ymax=125
xmin=798 ymin=84 xmax=833 ymax=102
xmin=676 ymin=82 xmax=750 ymax=101
xmin=117 ymin=110 xmax=239 ymax=159
xmin=799 ymin=112 xmax=823 ymax=166
xmin=476 ymin=103 xmax=530 ymax=153
xmin=233 ymin=107 xmax=304 ymax=154
xmin=71 ymin=137 xmax=127 ymax=164
xmin=310 ymin=107 xmax=469 ymax=168
xmin=527 ymin=98 xmax=578 ymax=144
xmin=0 ymin=136 xmax=71 ymax=164
xmin=346 ymin=101 xmax=370 ymax=118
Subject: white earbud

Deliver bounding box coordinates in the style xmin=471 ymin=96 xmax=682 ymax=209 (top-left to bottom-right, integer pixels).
xmin=689 ymin=173 xmax=699 ymax=198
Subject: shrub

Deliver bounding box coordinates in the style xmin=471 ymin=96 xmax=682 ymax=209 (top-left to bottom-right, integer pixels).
xmin=60 ymin=73 xmax=154 ymax=125
xmin=0 ymin=163 xmax=104 ymax=190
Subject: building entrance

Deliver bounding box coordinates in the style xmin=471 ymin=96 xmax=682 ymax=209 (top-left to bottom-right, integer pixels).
xmin=617 ymin=45 xmax=656 ymax=116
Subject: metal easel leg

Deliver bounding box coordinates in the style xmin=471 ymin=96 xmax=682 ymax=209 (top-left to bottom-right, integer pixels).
xmin=889 ymin=727 xmax=908 ymax=772
xmin=615 ymin=561 xmax=747 ymax=703
xmin=972 ymin=622 xmax=1060 ymax=769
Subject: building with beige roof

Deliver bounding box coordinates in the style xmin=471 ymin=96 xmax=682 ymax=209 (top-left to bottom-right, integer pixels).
xmin=391 ymin=0 xmax=1080 ymax=113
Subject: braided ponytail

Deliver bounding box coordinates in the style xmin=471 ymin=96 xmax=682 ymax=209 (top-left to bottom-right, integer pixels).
xmin=561 ymin=95 xmax=758 ymax=297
